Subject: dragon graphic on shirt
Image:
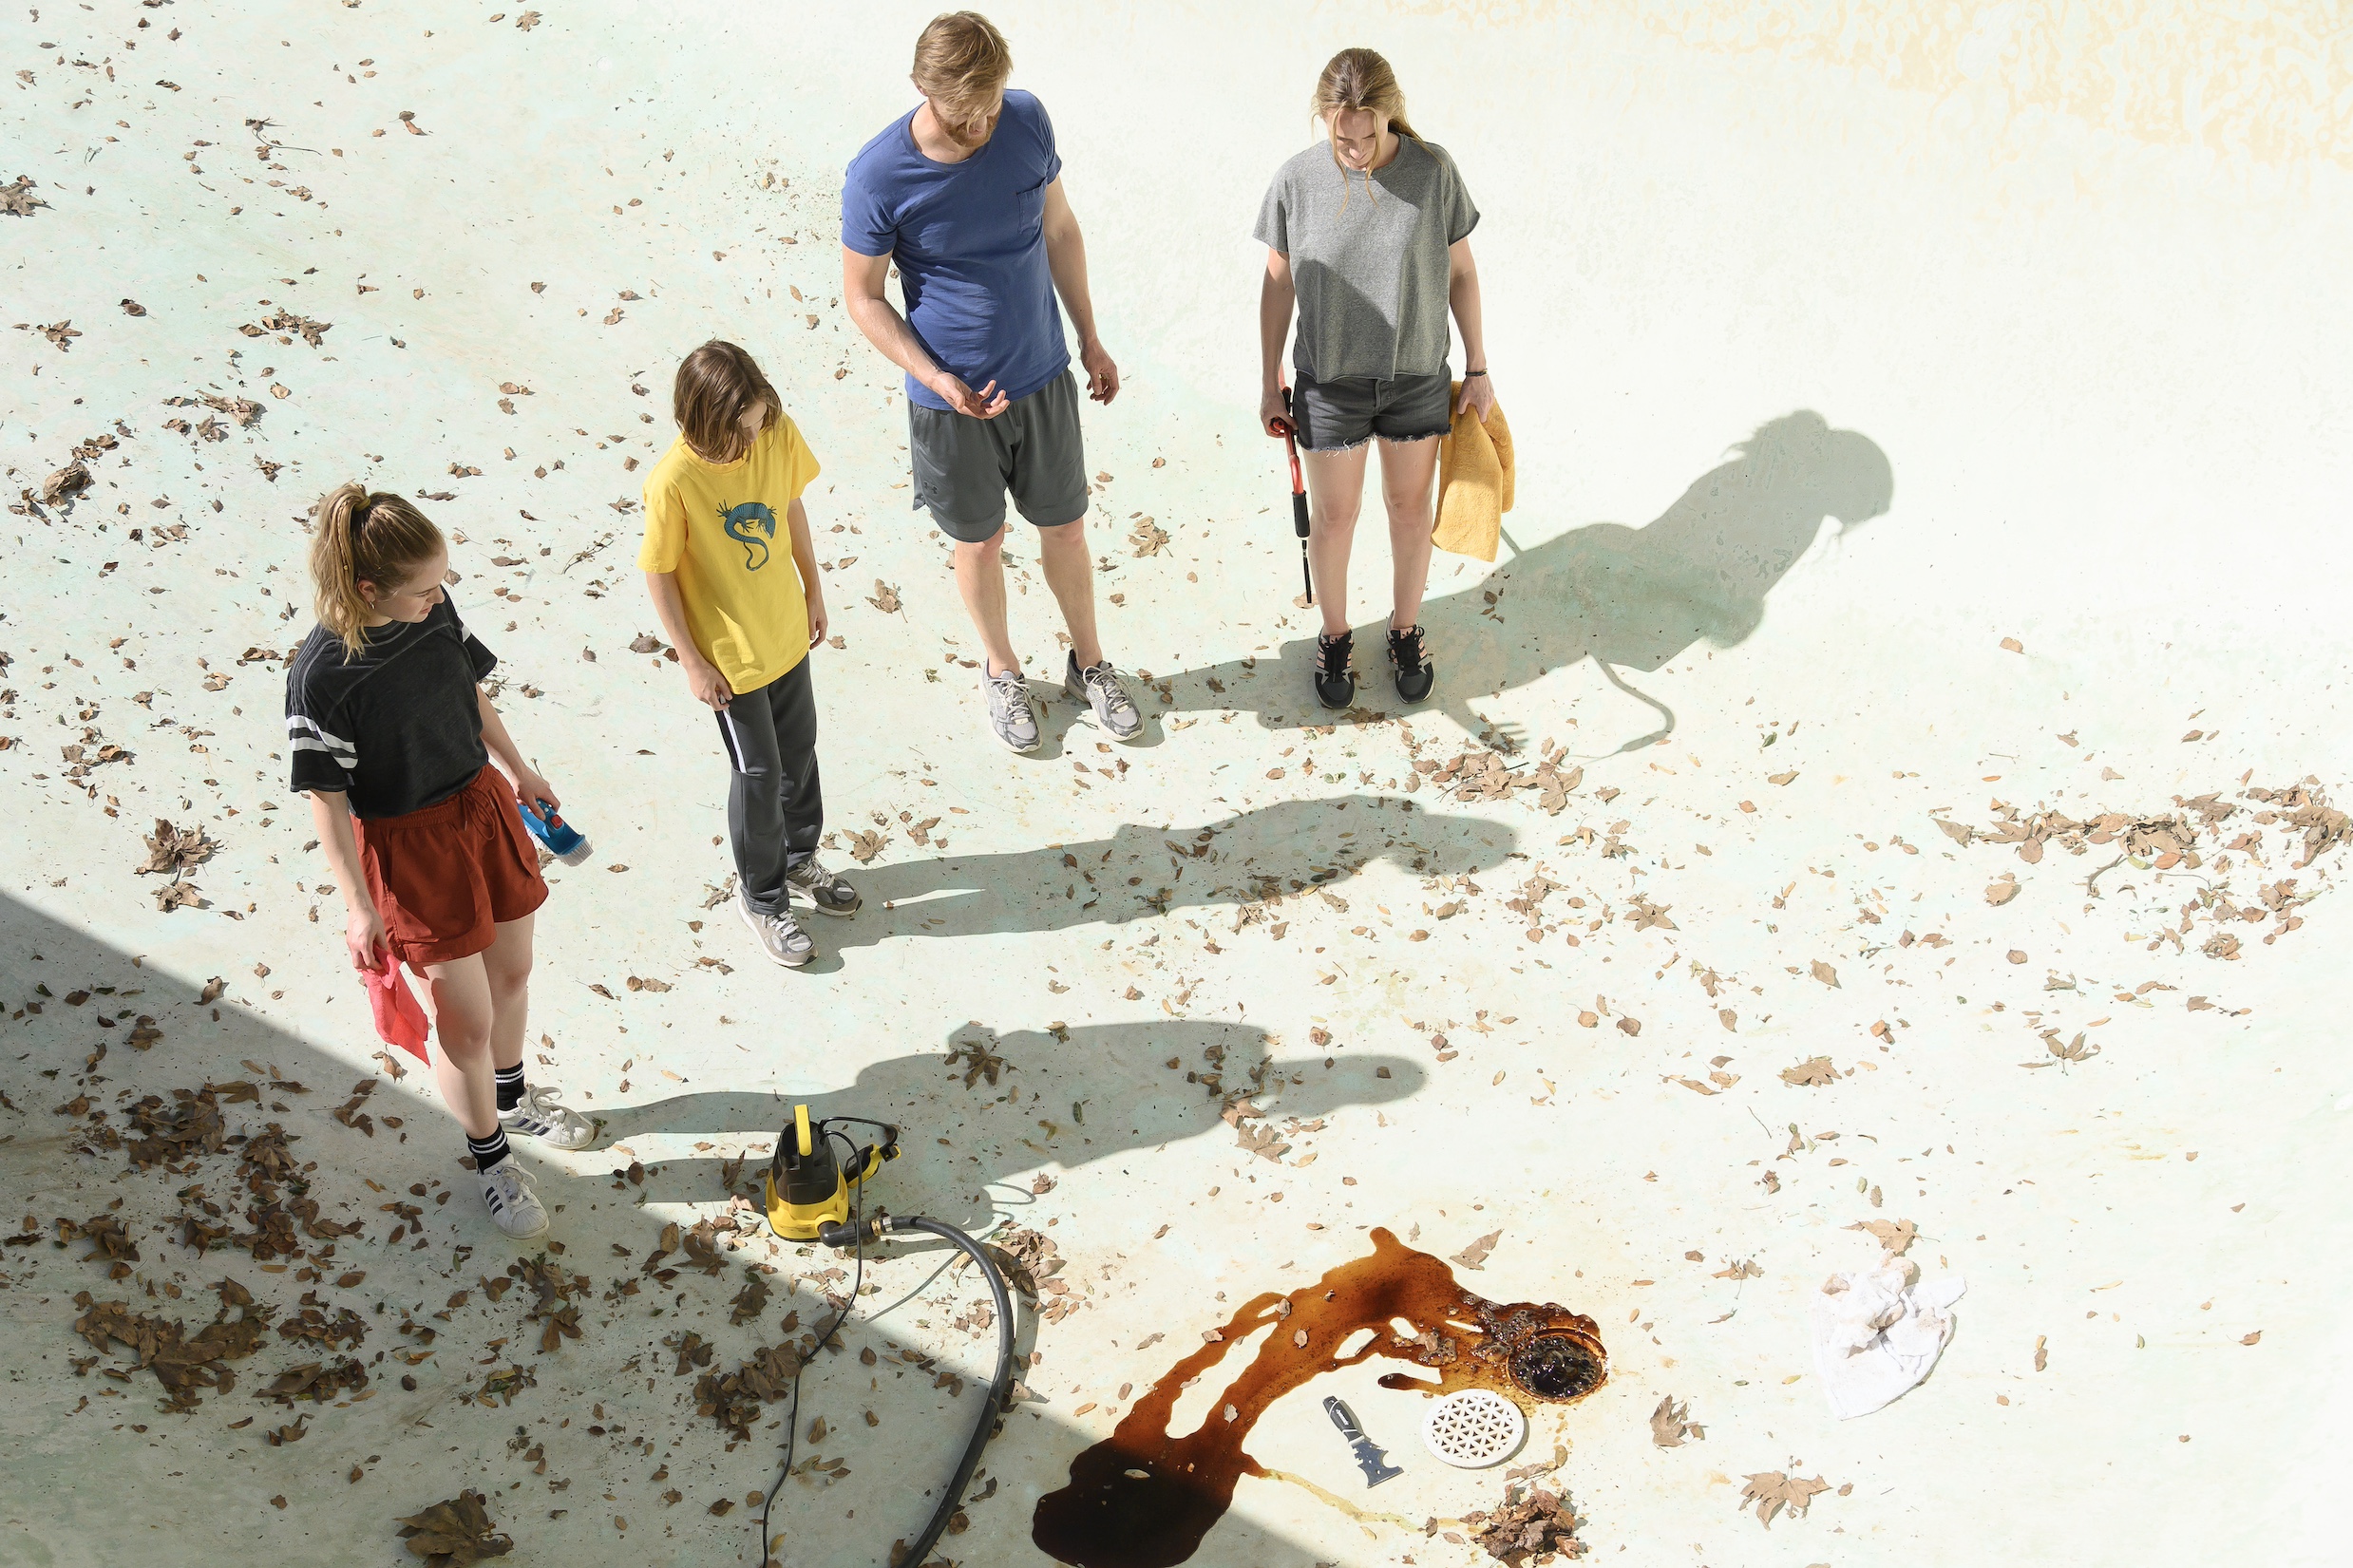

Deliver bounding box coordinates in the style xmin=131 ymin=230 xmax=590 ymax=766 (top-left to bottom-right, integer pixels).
xmin=717 ymin=500 xmax=777 ymax=571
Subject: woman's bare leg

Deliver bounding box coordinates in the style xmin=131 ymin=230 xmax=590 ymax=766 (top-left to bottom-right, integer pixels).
xmin=419 ymin=953 xmax=498 ymax=1140
xmin=1303 ymin=445 xmax=1371 ymax=637
xmin=1376 ymin=435 xmax=1441 ymax=631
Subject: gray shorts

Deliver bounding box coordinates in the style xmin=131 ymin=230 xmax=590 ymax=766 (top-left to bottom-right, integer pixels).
xmin=1292 ymin=368 xmax=1452 ymax=452
xmin=908 ymin=370 xmax=1087 ymax=543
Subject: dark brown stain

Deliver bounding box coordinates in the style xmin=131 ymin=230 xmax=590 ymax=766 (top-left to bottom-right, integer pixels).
xmin=1031 ymin=1226 xmax=1606 ymax=1568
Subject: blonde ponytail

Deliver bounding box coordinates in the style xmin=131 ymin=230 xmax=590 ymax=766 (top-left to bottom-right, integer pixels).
xmin=307 ymin=482 xmax=444 ymax=659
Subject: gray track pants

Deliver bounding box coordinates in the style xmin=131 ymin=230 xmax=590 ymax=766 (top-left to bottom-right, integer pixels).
xmin=714 ymin=659 xmax=823 ymax=916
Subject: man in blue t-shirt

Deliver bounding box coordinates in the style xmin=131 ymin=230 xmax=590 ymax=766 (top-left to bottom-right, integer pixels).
xmin=842 ymin=10 xmax=1141 ymax=754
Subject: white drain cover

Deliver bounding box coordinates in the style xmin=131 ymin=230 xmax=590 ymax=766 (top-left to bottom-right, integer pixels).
xmin=1420 ymin=1389 xmax=1527 ymax=1468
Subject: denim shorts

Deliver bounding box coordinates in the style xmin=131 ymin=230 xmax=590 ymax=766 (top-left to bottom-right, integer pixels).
xmin=1291 ymin=369 xmax=1452 ymax=452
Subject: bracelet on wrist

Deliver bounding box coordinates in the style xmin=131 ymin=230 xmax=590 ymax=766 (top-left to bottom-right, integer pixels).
xmin=1463 ymin=368 xmax=1489 ymax=378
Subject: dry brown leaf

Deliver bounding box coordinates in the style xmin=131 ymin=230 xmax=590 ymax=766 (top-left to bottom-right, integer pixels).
xmin=395 ymin=1488 xmax=513 ymax=1565
xmin=1846 ymin=1219 xmax=1916 ymax=1255
xmin=40 ymin=462 xmax=90 ymax=503
xmin=1649 ymin=1394 xmax=1703 ymax=1446
xmin=866 ymin=579 xmax=901 ymax=614
xmin=1985 ymin=875 xmax=2020 ymax=906
xmin=1450 ymin=1230 xmax=1502 ymax=1271
xmin=847 ymin=829 xmax=887 ymax=864
xmin=139 ymin=819 xmax=218 ymax=876
xmin=1739 ymin=1471 xmax=1830 ymax=1529
xmin=1809 ymin=960 xmax=1839 ymax=988
xmin=1 ymin=175 xmax=48 ymax=217
xmin=1779 ymin=1057 xmax=1837 ymax=1086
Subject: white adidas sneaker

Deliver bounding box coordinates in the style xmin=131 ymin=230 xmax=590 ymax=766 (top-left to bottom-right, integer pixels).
xmin=498 ymin=1085 xmax=598 ymax=1151
xmin=478 ymin=1160 xmax=549 ymax=1240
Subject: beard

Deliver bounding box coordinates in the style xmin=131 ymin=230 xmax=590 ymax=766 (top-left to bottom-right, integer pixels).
xmin=943 ymin=107 xmax=998 ymax=147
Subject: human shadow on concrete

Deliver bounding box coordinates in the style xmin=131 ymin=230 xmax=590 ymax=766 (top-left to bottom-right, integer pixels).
xmin=808 ymin=792 xmax=1518 ymax=956
xmin=0 ymin=893 xmax=1373 ymax=1567
xmin=1148 ymin=409 xmax=1893 ymax=750
xmin=592 ymin=1019 xmax=1426 ymax=1212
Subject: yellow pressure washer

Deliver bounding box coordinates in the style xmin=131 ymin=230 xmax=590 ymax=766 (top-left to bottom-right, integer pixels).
xmin=753 ymin=1106 xmax=1015 ymax=1568
xmin=763 ymin=1104 xmax=897 ymax=1243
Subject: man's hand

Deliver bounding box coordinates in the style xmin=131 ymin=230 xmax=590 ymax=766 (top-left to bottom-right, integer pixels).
xmin=925 ymin=370 xmax=1011 ymax=419
xmin=1081 ymin=337 xmax=1120 ymax=405
xmin=345 ymin=903 xmax=390 ymax=973
xmin=806 ymin=589 xmax=830 ymax=648
xmin=1455 ymin=373 xmax=1497 ymax=424
xmin=682 ymin=655 xmax=733 ymax=709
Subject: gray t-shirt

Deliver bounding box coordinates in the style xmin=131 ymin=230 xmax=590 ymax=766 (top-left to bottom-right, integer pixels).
xmin=1254 ymin=136 xmax=1480 ymax=382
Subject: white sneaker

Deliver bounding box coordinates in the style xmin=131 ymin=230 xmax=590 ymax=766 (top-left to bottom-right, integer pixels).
xmin=499 ymin=1085 xmax=598 ymax=1151
xmin=478 ymin=1160 xmax=548 ymax=1239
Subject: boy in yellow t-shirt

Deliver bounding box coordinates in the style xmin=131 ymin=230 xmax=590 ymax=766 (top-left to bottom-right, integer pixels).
xmin=640 ymin=340 xmax=858 ymax=970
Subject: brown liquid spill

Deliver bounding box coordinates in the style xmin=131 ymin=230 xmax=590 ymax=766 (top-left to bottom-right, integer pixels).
xmin=1031 ymin=1227 xmax=1606 ymax=1568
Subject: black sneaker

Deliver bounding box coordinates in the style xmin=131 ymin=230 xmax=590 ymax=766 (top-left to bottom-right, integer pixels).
xmin=1388 ymin=624 xmax=1434 ymax=705
xmin=1314 ymin=630 xmax=1356 ymax=709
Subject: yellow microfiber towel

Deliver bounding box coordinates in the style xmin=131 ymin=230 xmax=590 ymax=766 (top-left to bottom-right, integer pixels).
xmin=1433 ymin=383 xmax=1513 ymax=561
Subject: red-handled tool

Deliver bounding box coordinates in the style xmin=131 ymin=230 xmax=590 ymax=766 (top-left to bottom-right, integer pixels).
xmin=1271 ymin=382 xmax=1314 ymax=605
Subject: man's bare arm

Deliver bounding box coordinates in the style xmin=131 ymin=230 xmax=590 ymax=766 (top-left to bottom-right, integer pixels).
xmin=1041 ymin=178 xmax=1119 ymax=405
xmin=841 ymin=247 xmax=1009 ymax=418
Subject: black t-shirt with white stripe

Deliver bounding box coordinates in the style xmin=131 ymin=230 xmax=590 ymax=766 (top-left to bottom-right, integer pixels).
xmin=284 ymin=599 xmax=497 ymax=820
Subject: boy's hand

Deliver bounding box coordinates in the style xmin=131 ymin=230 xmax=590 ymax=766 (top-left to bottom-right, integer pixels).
xmin=683 ymin=656 xmax=733 ymax=709
xmin=806 ymin=589 xmax=829 ymax=649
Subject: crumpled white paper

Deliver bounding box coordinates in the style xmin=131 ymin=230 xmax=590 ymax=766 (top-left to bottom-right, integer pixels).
xmin=1809 ymin=1259 xmax=1965 ymax=1420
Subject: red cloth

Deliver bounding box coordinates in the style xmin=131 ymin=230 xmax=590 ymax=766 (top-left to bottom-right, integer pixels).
xmin=365 ymin=959 xmax=430 ymax=1061
xmin=352 ymin=765 xmax=548 ymax=972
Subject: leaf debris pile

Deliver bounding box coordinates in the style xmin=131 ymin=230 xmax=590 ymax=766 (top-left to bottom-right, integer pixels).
xmin=1459 ymin=1480 xmax=1589 ymax=1563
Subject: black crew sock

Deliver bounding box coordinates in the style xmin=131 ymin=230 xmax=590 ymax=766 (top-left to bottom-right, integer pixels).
xmin=466 ymin=1127 xmax=513 ymax=1173
xmin=493 ymin=1064 xmax=526 ymax=1113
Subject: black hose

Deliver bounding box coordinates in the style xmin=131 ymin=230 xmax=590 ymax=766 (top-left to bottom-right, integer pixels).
xmin=757 ymin=1209 xmax=1015 ymax=1568
xmin=882 ymin=1216 xmax=1016 ymax=1568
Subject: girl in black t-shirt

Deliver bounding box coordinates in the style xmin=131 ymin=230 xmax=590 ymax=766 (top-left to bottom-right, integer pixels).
xmin=287 ymin=482 xmax=594 ymax=1240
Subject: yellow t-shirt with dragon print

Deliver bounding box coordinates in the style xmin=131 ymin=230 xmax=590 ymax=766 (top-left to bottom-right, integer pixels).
xmin=636 ymin=414 xmax=821 ymax=694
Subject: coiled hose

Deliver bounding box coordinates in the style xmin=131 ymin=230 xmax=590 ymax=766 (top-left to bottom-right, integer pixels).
xmin=760 ymin=1202 xmax=1015 ymax=1568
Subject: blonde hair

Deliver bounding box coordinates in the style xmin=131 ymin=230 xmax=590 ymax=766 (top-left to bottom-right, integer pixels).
xmin=673 ymin=340 xmax=780 ymax=466
xmin=307 ymin=482 xmax=444 ymax=658
xmin=1311 ymin=47 xmax=1419 ymax=209
xmin=912 ymin=10 xmax=1012 ymax=119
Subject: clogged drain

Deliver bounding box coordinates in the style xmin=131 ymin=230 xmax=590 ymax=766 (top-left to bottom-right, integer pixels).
xmin=1510 ymin=1331 xmax=1608 ymax=1402
xmin=1031 ymin=1227 xmax=1606 ymax=1568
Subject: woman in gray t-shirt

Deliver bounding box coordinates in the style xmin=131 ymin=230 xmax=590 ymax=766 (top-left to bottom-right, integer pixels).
xmin=1256 ymin=47 xmax=1492 ymax=710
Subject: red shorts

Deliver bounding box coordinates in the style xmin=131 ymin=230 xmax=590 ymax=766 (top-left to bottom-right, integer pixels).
xmin=355 ymin=765 xmax=548 ymax=973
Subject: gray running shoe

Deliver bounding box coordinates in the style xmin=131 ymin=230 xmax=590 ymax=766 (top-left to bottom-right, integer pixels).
xmin=786 ymin=856 xmax=861 ymax=916
xmin=981 ymin=665 xmax=1041 ymax=753
xmin=1065 ymin=653 xmax=1142 ymax=741
xmin=738 ymin=887 xmax=813 ymax=968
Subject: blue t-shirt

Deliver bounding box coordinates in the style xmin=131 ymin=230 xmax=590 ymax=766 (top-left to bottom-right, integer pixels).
xmin=842 ymin=89 xmax=1070 ymax=412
